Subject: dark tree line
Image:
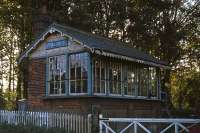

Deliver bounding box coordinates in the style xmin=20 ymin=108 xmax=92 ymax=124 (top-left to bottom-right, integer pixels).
xmin=0 ymin=0 xmax=199 ymax=113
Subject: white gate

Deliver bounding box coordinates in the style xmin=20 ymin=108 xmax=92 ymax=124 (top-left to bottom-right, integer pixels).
xmin=99 ymin=115 xmax=200 ymax=133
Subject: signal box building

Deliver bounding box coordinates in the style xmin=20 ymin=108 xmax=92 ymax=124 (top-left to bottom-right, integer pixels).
xmin=18 ymin=23 xmax=169 ymax=117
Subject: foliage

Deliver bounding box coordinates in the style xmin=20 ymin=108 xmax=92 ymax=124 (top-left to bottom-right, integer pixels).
xmin=3 ymin=90 xmax=17 ymax=110
xmin=171 ymin=69 xmax=200 ymax=114
xmin=0 ymin=123 xmax=69 ymax=133
xmin=0 ymin=0 xmax=199 ymax=115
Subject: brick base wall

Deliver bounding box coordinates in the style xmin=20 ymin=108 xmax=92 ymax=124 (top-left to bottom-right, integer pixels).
xmin=27 ymin=58 xmax=163 ymax=117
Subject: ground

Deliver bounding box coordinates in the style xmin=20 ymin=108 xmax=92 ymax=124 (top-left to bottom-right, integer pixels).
xmin=0 ymin=124 xmax=68 ymax=133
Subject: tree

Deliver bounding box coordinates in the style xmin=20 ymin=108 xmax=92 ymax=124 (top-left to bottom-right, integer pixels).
xmin=0 ymin=0 xmax=199 ymax=112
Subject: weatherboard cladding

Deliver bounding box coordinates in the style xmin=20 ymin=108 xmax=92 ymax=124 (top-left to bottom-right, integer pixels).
xmin=19 ymin=23 xmax=168 ymax=67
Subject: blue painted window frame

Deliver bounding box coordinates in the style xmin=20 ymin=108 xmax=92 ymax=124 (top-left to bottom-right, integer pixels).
xmin=44 ymin=49 xmax=160 ymax=100
xmin=68 ymin=52 xmax=92 ymax=96
xmin=91 ymin=57 xmax=161 ymax=100
xmin=46 ymin=54 xmax=68 ymax=96
xmin=45 ymin=39 xmax=68 ymax=50
xmin=45 ymin=51 xmax=92 ymax=97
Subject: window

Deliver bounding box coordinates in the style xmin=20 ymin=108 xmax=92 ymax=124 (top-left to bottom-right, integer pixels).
xmin=93 ymin=60 xmax=107 ymax=94
xmin=48 ymin=55 xmax=66 ymax=95
xmin=149 ymin=67 xmax=158 ymax=97
xmin=123 ymin=65 xmax=138 ymax=96
xmin=46 ymin=39 xmax=68 ymax=50
xmin=69 ymin=53 xmax=88 ymax=94
xmin=138 ymin=67 xmax=149 ymax=97
xmin=109 ymin=62 xmax=122 ymax=95
xmin=92 ymin=57 xmax=160 ymax=99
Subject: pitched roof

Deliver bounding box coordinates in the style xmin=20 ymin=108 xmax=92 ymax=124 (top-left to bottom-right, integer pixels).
xmin=19 ymin=23 xmax=170 ymax=68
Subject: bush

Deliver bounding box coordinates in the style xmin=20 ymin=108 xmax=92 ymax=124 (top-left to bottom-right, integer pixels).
xmin=0 ymin=123 xmax=69 ymax=133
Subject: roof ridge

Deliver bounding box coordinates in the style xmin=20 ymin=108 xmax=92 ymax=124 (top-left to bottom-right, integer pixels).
xmin=52 ymin=22 xmax=134 ymax=47
xmin=18 ymin=22 xmax=169 ymax=67
xmin=51 ymin=23 xmax=165 ymax=63
xmin=52 ymin=22 xmax=148 ymax=51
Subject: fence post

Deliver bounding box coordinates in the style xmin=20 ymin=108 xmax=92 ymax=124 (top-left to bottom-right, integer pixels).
xmin=134 ymin=122 xmax=137 ymax=133
xmin=7 ymin=111 xmax=9 ymax=124
xmin=99 ymin=114 xmax=103 ymax=133
xmin=87 ymin=114 xmax=92 ymax=133
xmin=175 ymin=122 xmax=179 ymax=133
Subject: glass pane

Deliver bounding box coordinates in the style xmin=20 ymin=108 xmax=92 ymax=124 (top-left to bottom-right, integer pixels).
xmin=61 ymin=72 xmax=65 ymax=81
xmin=49 ymin=71 xmax=54 ymax=81
xmin=123 ymin=68 xmax=128 ymax=95
xmin=101 ymin=68 xmax=105 ymax=80
xmin=82 ymin=80 xmax=87 ymax=93
xmin=110 ymin=81 xmax=113 ymax=93
xmin=69 ymin=53 xmax=88 ymax=94
xmin=76 ymin=80 xmax=81 ymax=93
xmin=48 ymin=55 xmax=66 ymax=95
xmin=55 ymin=81 xmax=59 ymax=94
xmin=96 ymin=79 xmax=100 ymax=93
xmin=127 ymin=80 xmax=132 ymax=95
xmin=49 ymin=81 xmax=54 ymax=94
xmin=150 ymin=67 xmax=157 ymax=97
xmin=61 ymin=81 xmax=65 ymax=94
xmin=112 ymin=81 xmax=117 ymax=94
xmin=101 ymin=80 xmax=106 ymax=93
xmin=70 ymin=68 xmax=75 ymax=80
xmin=124 ymin=82 xmax=128 ymax=95
xmin=117 ymin=82 xmax=121 ymax=94
xmin=70 ymin=81 xmax=75 ymax=93
xmin=109 ymin=62 xmax=122 ymax=95
xmin=140 ymin=68 xmax=148 ymax=97
xmin=76 ymin=66 xmax=82 ymax=79
xmin=54 ymin=70 xmax=60 ymax=81
xmin=82 ymin=67 xmax=88 ymax=79
xmin=96 ymin=68 xmax=100 ymax=79
xmin=82 ymin=56 xmax=88 ymax=79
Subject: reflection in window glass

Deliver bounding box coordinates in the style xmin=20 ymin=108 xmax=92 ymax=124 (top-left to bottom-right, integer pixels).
xmin=92 ymin=58 xmax=160 ymax=98
xmin=124 ymin=65 xmax=137 ymax=96
xmin=149 ymin=67 xmax=157 ymax=97
xmin=48 ymin=55 xmax=66 ymax=95
xmin=93 ymin=60 xmax=107 ymax=94
xmin=109 ymin=62 xmax=122 ymax=95
xmin=139 ymin=67 xmax=148 ymax=97
xmin=69 ymin=53 xmax=88 ymax=94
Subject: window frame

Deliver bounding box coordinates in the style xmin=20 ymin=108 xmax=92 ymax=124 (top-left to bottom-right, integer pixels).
xmin=46 ymin=54 xmax=67 ymax=96
xmin=123 ymin=64 xmax=138 ymax=98
xmin=68 ymin=52 xmax=89 ymax=95
xmin=108 ymin=62 xmax=123 ymax=96
xmin=45 ymin=50 xmax=161 ymax=100
xmin=45 ymin=39 xmax=68 ymax=50
xmin=91 ymin=57 xmax=160 ymax=100
xmin=149 ymin=67 xmax=159 ymax=99
xmin=93 ymin=59 xmax=107 ymax=96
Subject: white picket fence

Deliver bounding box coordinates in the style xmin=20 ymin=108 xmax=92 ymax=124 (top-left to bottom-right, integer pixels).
xmin=0 ymin=110 xmax=92 ymax=133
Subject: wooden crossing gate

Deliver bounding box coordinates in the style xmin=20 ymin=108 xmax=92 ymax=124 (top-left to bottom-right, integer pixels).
xmin=99 ymin=115 xmax=200 ymax=133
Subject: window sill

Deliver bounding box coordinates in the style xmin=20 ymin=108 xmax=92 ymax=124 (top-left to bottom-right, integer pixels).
xmin=43 ymin=95 xmax=160 ymax=101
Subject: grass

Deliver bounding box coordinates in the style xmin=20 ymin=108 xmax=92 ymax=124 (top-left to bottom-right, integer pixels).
xmin=0 ymin=123 xmax=69 ymax=133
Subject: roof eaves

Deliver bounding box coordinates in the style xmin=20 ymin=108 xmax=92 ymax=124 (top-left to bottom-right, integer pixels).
xmin=17 ymin=26 xmax=54 ymax=64
xmin=94 ymin=49 xmax=170 ymax=69
xmin=17 ymin=23 xmax=94 ymax=64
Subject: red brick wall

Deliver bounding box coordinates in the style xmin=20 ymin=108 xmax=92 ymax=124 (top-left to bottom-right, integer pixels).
xmin=27 ymin=58 xmax=163 ymax=117
xmin=190 ymin=125 xmax=200 ymax=133
xmin=27 ymin=58 xmax=46 ymax=109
